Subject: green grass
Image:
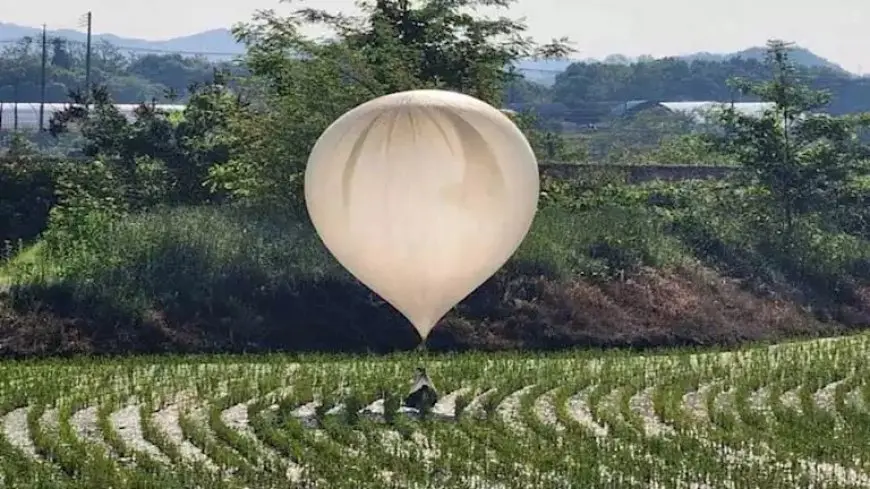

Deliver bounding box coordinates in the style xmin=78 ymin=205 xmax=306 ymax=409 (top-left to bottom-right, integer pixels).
xmin=517 ymin=204 xmax=689 ymax=279
xmin=1 ymin=179 xmax=868 ymax=355
xmin=7 ymin=179 xmax=868 ymax=298
xmin=1 ymin=200 xmax=692 ymax=321
xmin=0 ymin=333 xmax=868 ymax=488
xmin=0 ymin=242 xmax=51 ymax=286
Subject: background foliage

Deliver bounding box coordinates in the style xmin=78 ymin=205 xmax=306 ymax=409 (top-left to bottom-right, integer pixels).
xmin=1 ymin=1 xmax=870 ymax=356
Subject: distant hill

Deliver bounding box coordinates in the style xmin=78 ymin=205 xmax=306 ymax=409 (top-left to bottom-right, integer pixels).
xmin=0 ymin=23 xmax=244 ymax=58
xmin=476 ymin=44 xmax=851 ymax=86
xmin=517 ymin=47 xmax=850 ymax=85
xmin=0 ymin=22 xmax=850 ymax=83
xmin=678 ymin=46 xmax=847 ymax=73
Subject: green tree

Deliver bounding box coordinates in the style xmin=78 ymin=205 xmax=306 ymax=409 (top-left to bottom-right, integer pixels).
xmin=0 ymin=38 xmax=36 ymax=109
xmin=511 ymin=110 xmax=586 ymax=162
xmin=50 ymin=38 xmax=73 ymax=69
xmin=720 ymin=40 xmax=870 ymax=240
xmin=0 ymin=37 xmax=242 ymax=105
xmin=1 ymin=132 xmax=58 ymax=245
xmin=548 ymin=54 xmax=870 ymax=120
xmin=47 ymin=76 xmax=241 ymax=219
xmin=208 ymin=0 xmax=572 ymax=213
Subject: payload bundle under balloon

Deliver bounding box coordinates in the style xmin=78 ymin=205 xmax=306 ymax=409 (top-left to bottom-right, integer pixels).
xmin=304 ymin=89 xmax=539 ymax=342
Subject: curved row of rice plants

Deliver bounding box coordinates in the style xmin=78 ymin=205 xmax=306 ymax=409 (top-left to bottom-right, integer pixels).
xmin=1 ymin=335 xmax=868 ymax=488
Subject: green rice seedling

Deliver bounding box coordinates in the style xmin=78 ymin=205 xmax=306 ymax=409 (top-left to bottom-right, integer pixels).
xmin=3 ymin=333 xmax=870 ymax=487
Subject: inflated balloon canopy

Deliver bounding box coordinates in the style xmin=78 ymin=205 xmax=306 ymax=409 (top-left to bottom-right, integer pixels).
xmin=304 ymin=89 xmax=539 ymax=343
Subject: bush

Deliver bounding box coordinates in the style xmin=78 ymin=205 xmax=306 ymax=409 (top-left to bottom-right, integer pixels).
xmin=0 ymin=156 xmax=57 ymax=246
xmin=518 ymin=204 xmax=687 ymax=280
xmin=4 ymin=176 xmax=866 ymax=356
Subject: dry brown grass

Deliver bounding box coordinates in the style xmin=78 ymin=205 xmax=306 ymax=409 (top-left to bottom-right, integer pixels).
xmin=433 ymin=263 xmax=843 ymax=351
xmin=0 ymin=263 xmax=857 ymax=358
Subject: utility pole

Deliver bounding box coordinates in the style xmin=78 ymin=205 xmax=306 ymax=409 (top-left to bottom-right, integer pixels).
xmin=84 ymin=11 xmax=92 ymax=100
xmin=12 ymin=85 xmax=18 ymax=131
xmin=11 ymin=37 xmax=30 ymax=131
xmin=40 ymin=24 xmax=47 ymax=131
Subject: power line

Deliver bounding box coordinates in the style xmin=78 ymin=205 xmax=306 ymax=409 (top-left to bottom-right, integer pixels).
xmin=0 ymin=35 xmax=570 ymax=72
xmin=3 ymin=35 xmax=867 ymax=82
xmin=0 ymin=37 xmax=243 ymax=57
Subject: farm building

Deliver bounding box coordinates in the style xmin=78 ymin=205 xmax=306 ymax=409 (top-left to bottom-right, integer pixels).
xmin=0 ymin=102 xmax=186 ymax=131
xmin=505 ymin=102 xmax=570 ymax=119
xmin=611 ymin=100 xmax=775 ymax=122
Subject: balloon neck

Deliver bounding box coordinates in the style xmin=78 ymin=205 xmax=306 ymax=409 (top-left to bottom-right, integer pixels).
xmin=410 ymin=318 xmax=436 ymax=342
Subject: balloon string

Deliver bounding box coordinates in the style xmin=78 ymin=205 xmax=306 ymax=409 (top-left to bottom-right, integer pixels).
xmin=416 ymin=339 xmax=427 ymax=368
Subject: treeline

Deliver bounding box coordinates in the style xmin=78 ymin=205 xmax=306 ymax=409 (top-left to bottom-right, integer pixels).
xmin=0 ymin=37 xmax=242 ymax=104
xmin=514 ymin=57 xmax=870 ymax=122
xmin=2 ymin=0 xmax=870 ymax=356
xmin=4 ymin=33 xmax=870 ymax=123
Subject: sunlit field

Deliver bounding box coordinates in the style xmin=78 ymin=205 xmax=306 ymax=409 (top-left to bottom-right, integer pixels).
xmin=1 ymin=334 xmax=869 ymax=488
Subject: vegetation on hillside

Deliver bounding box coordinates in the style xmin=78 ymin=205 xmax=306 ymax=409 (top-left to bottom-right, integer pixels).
xmin=0 ymin=35 xmax=240 ymax=104
xmin=6 ymin=19 xmax=870 ymax=164
xmin=3 ymin=30 xmax=869 ymax=115
xmin=1 ymin=3 xmax=869 ymax=357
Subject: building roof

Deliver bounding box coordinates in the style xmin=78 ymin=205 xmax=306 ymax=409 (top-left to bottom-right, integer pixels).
xmin=610 ymin=100 xmax=660 ymax=117
xmin=661 ymin=101 xmax=774 ymax=120
xmin=611 ymin=100 xmax=776 ymax=122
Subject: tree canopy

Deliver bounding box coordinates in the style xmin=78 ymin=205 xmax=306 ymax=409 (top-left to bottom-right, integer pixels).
xmin=4 ymin=14 xmax=870 ymax=122
xmin=3 ymin=3 xmax=870 ymax=357
xmin=207 ymin=0 xmax=572 ymax=212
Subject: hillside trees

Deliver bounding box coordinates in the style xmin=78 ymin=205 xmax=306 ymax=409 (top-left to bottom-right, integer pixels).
xmin=5 ymin=37 xmax=870 ymax=355
xmin=0 ymin=134 xmax=56 ymax=244
xmin=37 ymin=78 xmax=244 ymax=248
xmin=547 ymin=55 xmax=870 ymax=125
xmin=207 ymin=0 xmax=572 ymax=213
xmin=637 ymin=40 xmax=870 ymax=319
xmin=0 ymin=38 xmax=238 ymax=105
xmin=720 ymin=40 xmax=870 ymax=240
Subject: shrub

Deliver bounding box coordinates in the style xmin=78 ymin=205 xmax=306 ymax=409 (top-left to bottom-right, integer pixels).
xmin=0 ymin=156 xmax=57 ymax=245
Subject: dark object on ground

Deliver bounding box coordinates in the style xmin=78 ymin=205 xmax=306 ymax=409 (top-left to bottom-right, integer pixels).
xmin=404 ymin=367 xmax=438 ymax=411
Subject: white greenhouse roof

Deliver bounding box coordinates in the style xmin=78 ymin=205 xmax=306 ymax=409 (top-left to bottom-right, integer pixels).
xmin=660 ymin=101 xmax=775 ymax=122
xmin=0 ymin=103 xmax=185 ymax=130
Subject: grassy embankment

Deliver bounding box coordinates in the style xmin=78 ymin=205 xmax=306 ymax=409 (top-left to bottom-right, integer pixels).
xmin=1 ymin=173 xmax=869 ymax=356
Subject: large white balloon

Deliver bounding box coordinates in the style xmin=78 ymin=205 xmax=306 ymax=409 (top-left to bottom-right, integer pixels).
xmin=304 ymin=89 xmax=539 ymax=341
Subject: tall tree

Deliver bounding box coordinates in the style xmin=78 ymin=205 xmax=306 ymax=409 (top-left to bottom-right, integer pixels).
xmin=207 ymin=0 xmax=572 ymax=212
xmin=50 ymin=38 xmax=73 ymax=70
xmin=720 ymin=40 xmax=870 ymax=240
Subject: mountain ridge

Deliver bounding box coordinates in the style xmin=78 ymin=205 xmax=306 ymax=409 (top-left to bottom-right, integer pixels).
xmin=0 ymin=23 xmax=244 ymax=55
xmin=0 ymin=22 xmax=850 ymax=81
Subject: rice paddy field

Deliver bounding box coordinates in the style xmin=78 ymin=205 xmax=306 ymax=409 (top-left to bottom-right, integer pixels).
xmin=1 ymin=334 xmax=869 ymax=489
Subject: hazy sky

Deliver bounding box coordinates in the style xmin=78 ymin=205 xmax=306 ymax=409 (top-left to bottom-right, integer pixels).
xmin=6 ymin=0 xmax=869 ymax=73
